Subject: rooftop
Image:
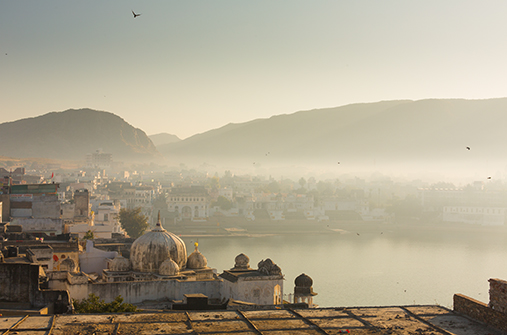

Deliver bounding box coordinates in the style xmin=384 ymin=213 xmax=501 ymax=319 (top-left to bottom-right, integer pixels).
xmin=0 ymin=305 xmax=503 ymax=335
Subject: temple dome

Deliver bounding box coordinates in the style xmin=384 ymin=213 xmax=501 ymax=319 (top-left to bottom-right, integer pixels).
xmin=295 ymin=273 xmax=313 ymax=287
xmin=294 ymin=273 xmax=317 ymax=297
xmin=187 ymin=243 xmax=207 ymax=269
xmin=159 ymin=257 xmax=180 ymax=276
xmin=233 ymin=253 xmax=250 ymax=270
xmin=110 ymin=255 xmax=131 ymax=272
xmin=130 ymin=212 xmax=187 ymax=272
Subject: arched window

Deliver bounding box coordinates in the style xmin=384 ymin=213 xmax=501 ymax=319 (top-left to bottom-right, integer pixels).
xmin=274 ymin=284 xmax=281 ymax=305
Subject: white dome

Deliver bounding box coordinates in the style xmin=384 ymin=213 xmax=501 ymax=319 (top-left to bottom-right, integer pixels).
xmin=233 ymin=253 xmax=250 ymax=270
xmin=159 ymin=257 xmax=180 ymax=276
xmin=130 ymin=213 xmax=187 ymax=272
xmin=110 ymin=255 xmax=131 ymax=272
xmin=187 ymin=243 xmax=207 ymax=269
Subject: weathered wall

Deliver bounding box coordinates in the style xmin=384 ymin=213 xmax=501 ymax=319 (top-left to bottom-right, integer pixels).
xmin=454 ymin=293 xmax=507 ymax=333
xmin=9 ymin=194 xmax=61 ymax=219
xmin=74 ymin=190 xmax=89 ymax=217
xmin=11 ymin=218 xmax=64 ymax=235
xmin=79 ymin=240 xmax=117 ymax=274
xmin=0 ymin=194 xmax=10 ymax=221
xmin=88 ymin=279 xmax=222 ymax=304
xmin=0 ymin=263 xmax=38 ymax=303
xmin=489 ymin=278 xmax=507 ymax=313
xmin=0 ymin=263 xmax=71 ymax=312
xmin=222 ymin=277 xmax=284 ymax=305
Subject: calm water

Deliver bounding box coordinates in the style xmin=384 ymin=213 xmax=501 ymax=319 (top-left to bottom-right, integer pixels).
xmin=182 ymin=225 xmax=507 ymax=308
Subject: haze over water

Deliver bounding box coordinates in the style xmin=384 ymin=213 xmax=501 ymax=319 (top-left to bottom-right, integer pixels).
xmin=183 ymin=224 xmax=507 ymax=308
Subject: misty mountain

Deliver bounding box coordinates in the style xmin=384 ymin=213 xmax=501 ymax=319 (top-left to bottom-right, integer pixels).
xmin=0 ymin=109 xmax=160 ymax=161
xmin=149 ymin=133 xmax=181 ymax=147
xmin=157 ymin=98 xmax=507 ymax=170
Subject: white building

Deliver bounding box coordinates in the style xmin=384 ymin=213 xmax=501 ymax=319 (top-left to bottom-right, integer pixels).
xmin=443 ymin=206 xmax=506 ymax=226
xmin=94 ymin=200 xmax=125 ymax=235
xmin=220 ymin=254 xmax=284 ymax=305
xmin=48 ymin=214 xmax=285 ymax=306
xmin=167 ymin=186 xmax=209 ymax=221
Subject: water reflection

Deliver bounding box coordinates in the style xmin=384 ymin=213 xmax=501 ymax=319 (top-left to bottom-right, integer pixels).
xmin=182 ymin=226 xmax=507 ymax=308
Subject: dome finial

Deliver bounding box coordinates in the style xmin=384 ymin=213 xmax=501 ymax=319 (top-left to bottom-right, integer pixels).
xmin=153 ymin=210 xmax=165 ymax=232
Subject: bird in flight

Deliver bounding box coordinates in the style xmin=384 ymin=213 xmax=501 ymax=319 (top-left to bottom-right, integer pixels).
xmin=132 ymin=10 xmax=141 ymax=18
xmin=466 ymin=146 xmax=471 ymax=150
xmin=487 ymin=176 xmax=492 ymax=179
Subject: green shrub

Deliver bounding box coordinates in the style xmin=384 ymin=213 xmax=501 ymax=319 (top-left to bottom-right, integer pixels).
xmin=72 ymin=293 xmax=137 ymax=313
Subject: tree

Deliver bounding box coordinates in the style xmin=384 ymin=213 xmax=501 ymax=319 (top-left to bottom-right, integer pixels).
xmin=153 ymin=193 xmax=168 ymax=210
xmin=208 ymin=176 xmax=220 ymax=191
xmin=212 ymin=196 xmax=233 ymax=210
xmin=83 ymin=230 xmax=94 ymax=240
xmin=316 ymin=180 xmax=334 ymax=196
xmin=73 ymin=293 xmax=137 ymax=313
xmin=267 ymin=181 xmax=281 ymax=193
xmin=118 ymin=207 xmax=149 ymax=239
xmin=385 ymin=195 xmax=423 ymax=220
xmin=299 ymin=177 xmax=306 ymax=188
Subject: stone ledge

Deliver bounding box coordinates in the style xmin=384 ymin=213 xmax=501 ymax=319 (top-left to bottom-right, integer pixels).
xmin=453 ymin=293 xmax=507 ymax=332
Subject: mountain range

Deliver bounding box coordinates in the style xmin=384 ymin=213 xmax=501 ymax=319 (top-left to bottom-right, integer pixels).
xmin=148 ymin=133 xmax=181 ymax=147
xmin=157 ymin=98 xmax=507 ymax=172
xmin=3 ymin=99 xmax=507 ymax=175
xmin=0 ymin=109 xmax=159 ymax=162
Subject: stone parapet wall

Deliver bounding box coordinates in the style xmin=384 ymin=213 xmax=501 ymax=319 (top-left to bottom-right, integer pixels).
xmin=489 ymin=278 xmax=507 ymax=313
xmin=453 ymin=294 xmax=507 ymax=333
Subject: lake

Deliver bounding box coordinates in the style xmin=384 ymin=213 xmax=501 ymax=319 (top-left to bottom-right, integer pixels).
xmin=181 ymin=223 xmax=507 ymax=308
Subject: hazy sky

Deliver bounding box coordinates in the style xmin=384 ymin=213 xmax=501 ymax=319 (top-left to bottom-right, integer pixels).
xmin=2 ymin=1 xmax=507 ymax=139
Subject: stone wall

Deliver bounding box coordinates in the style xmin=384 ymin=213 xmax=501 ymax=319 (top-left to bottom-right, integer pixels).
xmin=0 ymin=263 xmax=71 ymax=313
xmin=0 ymin=263 xmax=38 ymax=303
xmin=489 ymin=278 xmax=507 ymax=313
xmin=89 ymin=279 xmax=223 ymax=304
xmin=453 ymin=294 xmax=507 ymax=333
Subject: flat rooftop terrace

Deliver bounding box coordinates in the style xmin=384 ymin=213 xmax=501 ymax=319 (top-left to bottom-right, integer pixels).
xmin=0 ymin=305 xmax=504 ymax=335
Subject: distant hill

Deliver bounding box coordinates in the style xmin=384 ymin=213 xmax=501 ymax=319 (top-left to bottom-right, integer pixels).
xmin=158 ymin=98 xmax=507 ymax=172
xmin=149 ymin=133 xmax=181 ymax=147
xmin=0 ymin=109 xmax=160 ymax=162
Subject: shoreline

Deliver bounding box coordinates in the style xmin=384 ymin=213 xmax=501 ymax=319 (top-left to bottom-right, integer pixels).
xmin=166 ymin=217 xmax=507 ymax=238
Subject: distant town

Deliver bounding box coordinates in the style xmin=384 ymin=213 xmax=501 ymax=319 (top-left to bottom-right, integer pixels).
xmin=2 ymin=150 xmax=507 ymax=335
xmin=0 ymin=149 xmax=505 ymax=243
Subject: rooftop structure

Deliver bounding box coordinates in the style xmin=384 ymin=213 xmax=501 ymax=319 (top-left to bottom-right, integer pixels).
xmin=0 ymin=305 xmax=503 ymax=335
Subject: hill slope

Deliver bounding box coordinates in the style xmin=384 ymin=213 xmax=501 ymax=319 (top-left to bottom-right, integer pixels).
xmin=149 ymin=133 xmax=181 ymax=147
xmin=0 ymin=109 xmax=160 ymax=161
xmin=158 ymin=98 xmax=507 ymax=171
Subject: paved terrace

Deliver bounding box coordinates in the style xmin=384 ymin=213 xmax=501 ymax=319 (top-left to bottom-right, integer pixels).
xmin=0 ymin=305 xmax=504 ymax=335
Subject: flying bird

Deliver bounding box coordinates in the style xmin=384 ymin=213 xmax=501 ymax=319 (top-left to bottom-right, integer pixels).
xmin=466 ymin=146 xmax=470 ymax=150
xmin=487 ymin=176 xmax=492 ymax=179
xmin=132 ymin=10 xmax=141 ymax=18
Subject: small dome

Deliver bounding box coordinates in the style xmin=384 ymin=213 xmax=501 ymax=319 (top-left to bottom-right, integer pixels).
xmin=187 ymin=243 xmax=207 ymax=269
xmin=159 ymin=257 xmax=180 ymax=276
xmin=110 ymin=255 xmax=131 ymax=272
xmin=60 ymin=258 xmax=77 ymax=273
xmin=130 ymin=211 xmax=187 ymax=272
xmin=295 ymin=273 xmax=313 ymax=287
xmin=258 ymin=258 xmax=282 ymax=276
xmin=233 ymin=253 xmax=250 ymax=269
